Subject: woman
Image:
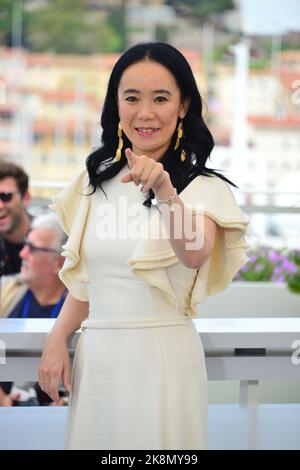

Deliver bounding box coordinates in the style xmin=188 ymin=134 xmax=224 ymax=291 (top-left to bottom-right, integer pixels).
xmin=39 ymin=42 xmax=248 ymax=450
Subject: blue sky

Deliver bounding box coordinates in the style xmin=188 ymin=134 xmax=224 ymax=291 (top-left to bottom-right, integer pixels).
xmin=241 ymin=0 xmax=300 ymax=35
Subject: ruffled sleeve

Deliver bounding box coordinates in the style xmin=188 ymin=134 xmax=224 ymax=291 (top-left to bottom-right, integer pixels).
xmin=129 ymin=174 xmax=249 ymax=317
xmin=49 ymin=169 xmax=91 ymax=302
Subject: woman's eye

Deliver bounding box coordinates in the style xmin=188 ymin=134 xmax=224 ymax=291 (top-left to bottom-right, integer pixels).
xmin=155 ymin=96 xmax=167 ymax=103
xmin=125 ymin=96 xmax=137 ymax=102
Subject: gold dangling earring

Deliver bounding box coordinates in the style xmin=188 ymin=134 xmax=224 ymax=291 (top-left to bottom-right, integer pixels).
xmin=174 ymin=120 xmax=183 ymax=150
xmin=115 ymin=121 xmax=123 ymax=161
xmin=174 ymin=120 xmax=186 ymax=162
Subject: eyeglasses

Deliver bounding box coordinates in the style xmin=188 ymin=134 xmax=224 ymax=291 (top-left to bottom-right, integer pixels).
xmin=23 ymin=237 xmax=61 ymax=255
xmin=0 ymin=191 xmax=19 ymax=203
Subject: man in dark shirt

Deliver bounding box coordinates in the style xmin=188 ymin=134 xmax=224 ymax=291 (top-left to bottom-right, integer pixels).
xmin=0 ymin=160 xmax=32 ymax=276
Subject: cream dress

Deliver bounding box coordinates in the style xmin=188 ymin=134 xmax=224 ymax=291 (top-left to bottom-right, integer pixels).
xmin=51 ymin=165 xmax=249 ymax=450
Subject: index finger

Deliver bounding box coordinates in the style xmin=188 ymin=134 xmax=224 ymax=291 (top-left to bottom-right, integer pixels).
xmin=125 ymin=148 xmax=138 ymax=168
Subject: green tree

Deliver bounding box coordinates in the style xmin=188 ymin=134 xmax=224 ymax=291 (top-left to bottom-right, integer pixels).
xmin=106 ymin=3 xmax=127 ymax=52
xmin=0 ymin=0 xmax=13 ymax=44
xmin=0 ymin=0 xmax=123 ymax=53
xmin=26 ymin=0 xmax=122 ymax=53
xmin=166 ymin=0 xmax=234 ymax=23
xmin=0 ymin=0 xmax=32 ymax=47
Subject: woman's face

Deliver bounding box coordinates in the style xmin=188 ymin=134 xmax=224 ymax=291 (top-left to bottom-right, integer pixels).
xmin=117 ymin=60 xmax=188 ymax=161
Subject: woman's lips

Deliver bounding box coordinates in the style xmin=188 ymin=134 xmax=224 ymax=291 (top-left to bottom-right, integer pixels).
xmin=135 ymin=127 xmax=159 ymax=137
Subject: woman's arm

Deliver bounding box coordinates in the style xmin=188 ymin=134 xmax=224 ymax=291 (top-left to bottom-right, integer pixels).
xmin=47 ymin=292 xmax=89 ymax=341
xmin=38 ymin=293 xmax=88 ymax=404
xmin=122 ymin=148 xmax=217 ymax=269
xmin=154 ymin=178 xmax=217 ymax=269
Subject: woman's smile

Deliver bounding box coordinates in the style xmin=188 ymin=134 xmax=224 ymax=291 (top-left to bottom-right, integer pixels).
xmin=135 ymin=127 xmax=160 ymax=137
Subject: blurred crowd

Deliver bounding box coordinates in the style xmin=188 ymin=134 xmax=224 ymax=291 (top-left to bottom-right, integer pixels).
xmin=0 ymin=160 xmax=68 ymax=406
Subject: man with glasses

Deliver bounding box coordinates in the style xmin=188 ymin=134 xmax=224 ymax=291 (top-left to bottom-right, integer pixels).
xmin=0 ymin=212 xmax=68 ymax=406
xmin=0 ymin=160 xmax=32 ymax=276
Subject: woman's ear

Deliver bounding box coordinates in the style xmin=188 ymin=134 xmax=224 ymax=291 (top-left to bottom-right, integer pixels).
xmin=179 ymin=98 xmax=190 ymax=119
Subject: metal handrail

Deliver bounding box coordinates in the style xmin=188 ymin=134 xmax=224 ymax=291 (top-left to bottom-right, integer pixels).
xmin=29 ymin=180 xmax=300 ymax=196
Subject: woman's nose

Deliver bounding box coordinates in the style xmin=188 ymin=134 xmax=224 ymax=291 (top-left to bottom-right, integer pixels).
xmin=137 ymin=103 xmax=155 ymax=120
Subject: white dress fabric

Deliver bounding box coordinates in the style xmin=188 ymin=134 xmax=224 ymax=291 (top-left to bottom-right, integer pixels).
xmin=51 ymin=165 xmax=249 ymax=450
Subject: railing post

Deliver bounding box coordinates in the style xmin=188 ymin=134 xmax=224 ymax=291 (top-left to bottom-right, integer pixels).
xmin=240 ymin=380 xmax=259 ymax=407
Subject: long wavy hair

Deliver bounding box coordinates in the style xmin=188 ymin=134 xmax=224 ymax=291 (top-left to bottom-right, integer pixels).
xmin=86 ymin=42 xmax=236 ymax=206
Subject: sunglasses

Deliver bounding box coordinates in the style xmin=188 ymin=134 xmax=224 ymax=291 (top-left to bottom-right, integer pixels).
xmin=0 ymin=191 xmax=19 ymax=203
xmin=23 ymin=237 xmax=61 ymax=255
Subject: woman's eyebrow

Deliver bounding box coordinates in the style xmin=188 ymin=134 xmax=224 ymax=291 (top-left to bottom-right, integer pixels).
xmin=122 ymin=88 xmax=172 ymax=95
xmin=123 ymin=88 xmax=140 ymax=94
xmin=152 ymin=89 xmax=172 ymax=95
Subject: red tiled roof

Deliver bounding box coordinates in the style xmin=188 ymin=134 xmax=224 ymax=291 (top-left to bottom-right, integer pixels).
xmin=40 ymin=89 xmax=96 ymax=103
xmin=248 ymin=114 xmax=300 ymax=127
xmin=1 ymin=84 xmax=98 ymax=104
xmin=32 ymin=118 xmax=95 ymax=134
xmin=0 ymin=47 xmax=119 ymax=70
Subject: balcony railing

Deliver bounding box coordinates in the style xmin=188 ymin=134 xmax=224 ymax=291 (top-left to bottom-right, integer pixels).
xmin=1 ymin=317 xmax=300 ymax=449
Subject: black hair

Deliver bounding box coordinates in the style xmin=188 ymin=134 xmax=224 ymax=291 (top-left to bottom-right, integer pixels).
xmin=0 ymin=159 xmax=29 ymax=196
xmin=86 ymin=42 xmax=236 ymax=205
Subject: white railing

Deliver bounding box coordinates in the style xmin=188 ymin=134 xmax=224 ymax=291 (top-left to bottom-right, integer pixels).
xmin=1 ymin=317 xmax=300 ymax=405
xmin=1 ymin=317 xmax=300 ymax=450
xmin=29 ymin=181 xmax=300 ymax=211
